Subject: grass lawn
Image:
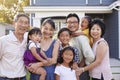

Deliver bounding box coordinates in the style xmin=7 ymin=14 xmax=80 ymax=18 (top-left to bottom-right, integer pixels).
xmin=26 ymin=71 xmax=30 ymax=80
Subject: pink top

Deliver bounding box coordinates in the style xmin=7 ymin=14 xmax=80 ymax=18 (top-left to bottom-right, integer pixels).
xmin=89 ymin=38 xmax=112 ymax=80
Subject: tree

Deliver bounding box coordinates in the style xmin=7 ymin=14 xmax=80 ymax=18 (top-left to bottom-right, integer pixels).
xmin=0 ymin=0 xmax=29 ymax=24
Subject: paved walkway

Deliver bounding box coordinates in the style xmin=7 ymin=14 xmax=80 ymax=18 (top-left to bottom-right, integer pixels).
xmin=110 ymin=58 xmax=120 ymax=67
xmin=110 ymin=58 xmax=120 ymax=80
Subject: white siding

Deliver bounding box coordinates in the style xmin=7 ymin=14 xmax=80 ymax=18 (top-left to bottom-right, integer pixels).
xmin=32 ymin=12 xmax=84 ymax=29
xmin=0 ymin=23 xmax=14 ymax=37
xmin=0 ymin=24 xmax=5 ymax=37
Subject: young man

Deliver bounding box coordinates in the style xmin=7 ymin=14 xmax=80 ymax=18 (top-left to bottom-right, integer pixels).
xmin=0 ymin=13 xmax=29 ymax=80
xmin=66 ymin=13 xmax=95 ymax=80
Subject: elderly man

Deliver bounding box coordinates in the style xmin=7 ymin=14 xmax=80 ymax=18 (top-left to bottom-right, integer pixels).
xmin=0 ymin=13 xmax=29 ymax=80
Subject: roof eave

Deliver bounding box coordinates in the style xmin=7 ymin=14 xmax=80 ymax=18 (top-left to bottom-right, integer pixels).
xmin=23 ymin=6 xmax=112 ymax=13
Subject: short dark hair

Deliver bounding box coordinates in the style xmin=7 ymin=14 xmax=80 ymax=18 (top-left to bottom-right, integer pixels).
xmin=66 ymin=13 xmax=80 ymax=23
xmin=57 ymin=28 xmax=72 ymax=38
xmin=90 ymin=19 xmax=105 ymax=37
xmin=27 ymin=27 xmax=41 ymax=43
xmin=14 ymin=13 xmax=29 ymax=23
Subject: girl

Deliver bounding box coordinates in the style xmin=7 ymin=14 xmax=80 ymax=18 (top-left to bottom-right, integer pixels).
xmin=57 ymin=27 xmax=80 ymax=80
xmin=57 ymin=27 xmax=80 ymax=64
xmin=80 ymin=16 xmax=92 ymax=46
xmin=78 ymin=19 xmax=113 ymax=80
xmin=24 ymin=27 xmax=49 ymax=80
xmin=29 ymin=18 xmax=59 ymax=80
xmin=55 ymin=46 xmax=77 ymax=80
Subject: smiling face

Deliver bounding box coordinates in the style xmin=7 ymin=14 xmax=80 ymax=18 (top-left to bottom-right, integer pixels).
xmin=14 ymin=16 xmax=29 ymax=35
xmin=41 ymin=23 xmax=54 ymax=39
xmin=59 ymin=31 xmax=71 ymax=46
xmin=90 ymin=24 xmax=102 ymax=40
xmin=66 ymin=17 xmax=79 ymax=32
xmin=62 ymin=49 xmax=74 ymax=64
xmin=29 ymin=33 xmax=41 ymax=43
xmin=81 ymin=18 xmax=89 ymax=31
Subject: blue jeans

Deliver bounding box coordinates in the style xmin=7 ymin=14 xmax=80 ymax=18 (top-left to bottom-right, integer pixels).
xmin=0 ymin=77 xmax=26 ymax=80
xmin=30 ymin=73 xmax=40 ymax=80
xmin=80 ymin=71 xmax=90 ymax=80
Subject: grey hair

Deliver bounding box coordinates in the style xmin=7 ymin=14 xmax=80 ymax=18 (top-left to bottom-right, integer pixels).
xmin=13 ymin=13 xmax=29 ymax=23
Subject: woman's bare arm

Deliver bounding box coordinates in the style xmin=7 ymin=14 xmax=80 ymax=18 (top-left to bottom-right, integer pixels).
xmin=50 ymin=40 xmax=60 ymax=65
xmin=84 ymin=41 xmax=108 ymax=71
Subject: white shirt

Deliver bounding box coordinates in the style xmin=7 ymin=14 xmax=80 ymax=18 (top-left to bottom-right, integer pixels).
xmin=28 ymin=40 xmax=40 ymax=50
xmin=54 ymin=65 xmax=77 ymax=80
xmin=69 ymin=30 xmax=95 ymax=65
xmin=0 ymin=31 xmax=27 ymax=78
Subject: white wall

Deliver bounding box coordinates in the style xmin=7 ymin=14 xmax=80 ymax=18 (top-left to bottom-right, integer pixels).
xmin=0 ymin=23 xmax=14 ymax=37
xmin=32 ymin=12 xmax=85 ymax=29
xmin=0 ymin=24 xmax=5 ymax=37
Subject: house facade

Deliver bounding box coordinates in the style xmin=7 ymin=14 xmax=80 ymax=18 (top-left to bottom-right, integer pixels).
xmin=0 ymin=22 xmax=14 ymax=37
xmin=23 ymin=0 xmax=120 ymax=59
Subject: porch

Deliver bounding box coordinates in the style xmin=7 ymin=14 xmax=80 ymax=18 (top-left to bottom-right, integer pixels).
xmin=110 ymin=58 xmax=120 ymax=80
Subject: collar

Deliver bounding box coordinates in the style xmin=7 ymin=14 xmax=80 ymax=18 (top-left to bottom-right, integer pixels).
xmin=8 ymin=31 xmax=28 ymax=42
xmin=60 ymin=44 xmax=69 ymax=50
xmin=8 ymin=31 xmax=18 ymax=41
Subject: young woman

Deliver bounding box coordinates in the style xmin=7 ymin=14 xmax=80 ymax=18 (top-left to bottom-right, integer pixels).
xmin=55 ymin=46 xmax=78 ymax=80
xmin=28 ymin=18 xmax=59 ymax=80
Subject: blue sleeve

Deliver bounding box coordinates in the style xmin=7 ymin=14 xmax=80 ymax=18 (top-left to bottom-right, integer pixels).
xmin=73 ymin=47 xmax=80 ymax=64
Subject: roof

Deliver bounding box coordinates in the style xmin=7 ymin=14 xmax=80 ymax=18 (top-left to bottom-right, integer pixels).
xmin=24 ymin=1 xmax=120 ymax=13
